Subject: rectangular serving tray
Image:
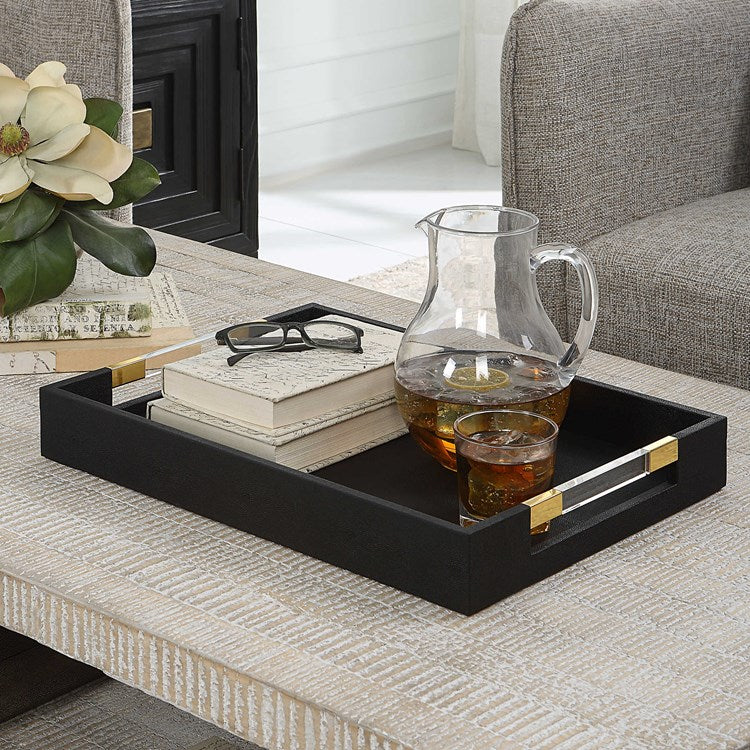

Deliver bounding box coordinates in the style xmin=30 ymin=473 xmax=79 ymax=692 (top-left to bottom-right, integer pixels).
xmin=39 ymin=304 xmax=728 ymax=615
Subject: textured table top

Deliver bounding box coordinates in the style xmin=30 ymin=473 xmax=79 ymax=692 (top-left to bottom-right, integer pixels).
xmin=1 ymin=231 xmax=749 ymax=750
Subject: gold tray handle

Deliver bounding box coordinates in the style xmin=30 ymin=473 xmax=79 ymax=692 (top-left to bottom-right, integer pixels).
xmin=522 ymin=436 xmax=679 ymax=531
xmin=109 ymin=333 xmax=215 ymax=386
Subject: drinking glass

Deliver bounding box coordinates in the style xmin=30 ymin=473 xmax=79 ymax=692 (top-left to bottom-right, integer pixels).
xmin=454 ymin=409 xmax=559 ymax=532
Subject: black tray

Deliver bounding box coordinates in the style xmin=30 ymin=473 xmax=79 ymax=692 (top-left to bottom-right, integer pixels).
xmin=39 ymin=304 xmax=727 ymax=615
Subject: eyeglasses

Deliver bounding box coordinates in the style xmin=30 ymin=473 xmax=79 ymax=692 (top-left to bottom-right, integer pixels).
xmin=215 ymin=320 xmax=365 ymax=366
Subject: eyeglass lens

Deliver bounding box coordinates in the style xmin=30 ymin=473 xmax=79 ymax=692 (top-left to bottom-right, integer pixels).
xmin=302 ymin=322 xmax=359 ymax=348
xmin=227 ymin=323 xmax=286 ymax=350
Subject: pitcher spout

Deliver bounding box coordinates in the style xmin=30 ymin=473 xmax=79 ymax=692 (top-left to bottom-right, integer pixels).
xmin=415 ymin=208 xmax=444 ymax=235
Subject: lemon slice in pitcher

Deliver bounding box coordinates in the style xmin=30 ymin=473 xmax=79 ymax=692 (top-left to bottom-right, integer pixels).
xmin=445 ymin=366 xmax=510 ymax=391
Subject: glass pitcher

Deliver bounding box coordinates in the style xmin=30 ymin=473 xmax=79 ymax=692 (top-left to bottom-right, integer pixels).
xmin=394 ymin=205 xmax=598 ymax=470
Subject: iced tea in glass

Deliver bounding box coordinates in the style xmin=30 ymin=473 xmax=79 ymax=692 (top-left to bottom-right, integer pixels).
xmin=454 ymin=410 xmax=558 ymax=532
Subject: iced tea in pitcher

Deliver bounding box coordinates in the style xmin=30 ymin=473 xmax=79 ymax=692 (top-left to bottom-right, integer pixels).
xmin=395 ymin=206 xmax=598 ymax=471
xmin=395 ymin=351 xmax=569 ymax=470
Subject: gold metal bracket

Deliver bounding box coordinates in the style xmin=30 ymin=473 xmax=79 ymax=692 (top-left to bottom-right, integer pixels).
xmin=110 ymin=357 xmax=146 ymax=387
xmin=644 ymin=436 xmax=678 ymax=473
xmin=523 ymin=488 xmax=563 ymax=529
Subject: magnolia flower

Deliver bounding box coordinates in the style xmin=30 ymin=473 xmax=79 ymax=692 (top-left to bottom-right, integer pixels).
xmin=0 ymin=61 xmax=132 ymax=204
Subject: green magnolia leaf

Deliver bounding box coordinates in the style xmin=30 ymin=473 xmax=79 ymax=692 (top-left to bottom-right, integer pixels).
xmin=0 ymin=190 xmax=63 ymax=244
xmin=83 ymin=97 xmax=122 ymax=138
xmin=0 ymin=218 xmax=76 ymax=316
xmin=62 ymin=208 xmax=156 ymax=276
xmin=75 ymin=157 xmax=161 ymax=211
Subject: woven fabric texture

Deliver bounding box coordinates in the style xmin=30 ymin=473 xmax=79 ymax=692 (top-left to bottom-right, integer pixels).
xmin=501 ymin=0 xmax=750 ymax=247
xmin=0 ymin=230 xmax=748 ymax=749
xmin=0 ymin=0 xmax=133 ymax=222
xmin=572 ymin=187 xmax=750 ymax=389
xmin=500 ymin=0 xmax=750 ymax=382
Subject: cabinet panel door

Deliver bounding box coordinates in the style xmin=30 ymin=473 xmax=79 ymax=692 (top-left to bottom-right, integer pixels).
xmin=132 ymin=0 xmax=256 ymax=252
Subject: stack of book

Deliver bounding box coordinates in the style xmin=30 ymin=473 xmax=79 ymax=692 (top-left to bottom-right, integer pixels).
xmin=148 ymin=317 xmax=407 ymax=471
xmin=0 ymin=255 xmax=197 ymax=375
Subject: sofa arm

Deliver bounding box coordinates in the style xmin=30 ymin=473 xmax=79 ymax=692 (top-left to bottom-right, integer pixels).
xmin=501 ymin=0 xmax=750 ymax=247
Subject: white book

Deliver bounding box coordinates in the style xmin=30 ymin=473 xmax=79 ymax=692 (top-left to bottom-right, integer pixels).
xmin=148 ymin=393 xmax=407 ymax=471
xmin=0 ymin=272 xmax=194 ymax=375
xmin=0 ymin=254 xmax=152 ymax=342
xmin=162 ymin=316 xmax=402 ymax=428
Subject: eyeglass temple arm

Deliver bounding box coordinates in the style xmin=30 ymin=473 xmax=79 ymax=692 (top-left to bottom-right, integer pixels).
xmin=226 ymin=343 xmax=313 ymax=367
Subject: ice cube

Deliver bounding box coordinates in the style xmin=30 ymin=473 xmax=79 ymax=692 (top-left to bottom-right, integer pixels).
xmin=477 ymin=429 xmax=537 ymax=447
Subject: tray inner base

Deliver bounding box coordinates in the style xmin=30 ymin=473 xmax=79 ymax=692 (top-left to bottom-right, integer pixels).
xmin=120 ymin=394 xmax=643 ymax=527
xmin=314 ymin=430 xmax=626 ymax=524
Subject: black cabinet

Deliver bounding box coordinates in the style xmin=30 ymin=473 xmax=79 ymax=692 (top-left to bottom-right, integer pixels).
xmin=0 ymin=626 xmax=100 ymax=721
xmin=131 ymin=0 xmax=258 ymax=255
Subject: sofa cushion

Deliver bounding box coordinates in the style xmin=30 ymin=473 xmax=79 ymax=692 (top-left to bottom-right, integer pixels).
xmin=570 ymin=187 xmax=750 ymax=389
xmin=502 ymin=0 xmax=750 ymax=249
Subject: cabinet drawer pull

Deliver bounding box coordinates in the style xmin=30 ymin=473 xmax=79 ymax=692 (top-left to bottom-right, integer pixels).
xmin=132 ymin=107 xmax=153 ymax=150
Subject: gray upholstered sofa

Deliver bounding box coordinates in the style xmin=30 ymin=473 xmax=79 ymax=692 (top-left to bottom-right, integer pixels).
xmin=0 ymin=0 xmax=133 ymax=222
xmin=501 ymin=0 xmax=750 ymax=390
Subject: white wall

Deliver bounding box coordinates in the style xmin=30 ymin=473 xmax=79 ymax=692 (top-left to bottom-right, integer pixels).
xmin=257 ymin=0 xmax=460 ymax=183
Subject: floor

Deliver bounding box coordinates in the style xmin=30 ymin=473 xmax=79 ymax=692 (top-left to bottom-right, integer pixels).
xmin=0 ymin=678 xmax=261 ymax=750
xmin=258 ymin=143 xmax=501 ymax=281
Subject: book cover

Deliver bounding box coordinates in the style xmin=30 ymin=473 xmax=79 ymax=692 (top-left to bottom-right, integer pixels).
xmin=148 ymin=393 xmax=407 ymax=471
xmin=162 ymin=317 xmax=402 ymax=428
xmin=0 ymin=273 xmax=196 ymax=375
xmin=0 ymin=255 xmax=152 ymax=342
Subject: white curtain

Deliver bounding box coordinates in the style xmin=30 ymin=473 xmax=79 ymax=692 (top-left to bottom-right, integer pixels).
xmin=452 ymin=0 xmax=524 ymax=166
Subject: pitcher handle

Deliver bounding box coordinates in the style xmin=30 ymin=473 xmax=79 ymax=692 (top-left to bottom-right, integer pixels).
xmin=530 ymin=243 xmax=599 ymax=370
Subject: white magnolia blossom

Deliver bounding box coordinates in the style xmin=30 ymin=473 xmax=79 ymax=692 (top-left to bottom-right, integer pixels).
xmin=0 ymin=61 xmax=132 ymax=204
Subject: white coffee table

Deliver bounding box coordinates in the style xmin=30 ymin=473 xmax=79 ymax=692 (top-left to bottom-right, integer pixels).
xmin=1 ymin=230 xmax=748 ymax=750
